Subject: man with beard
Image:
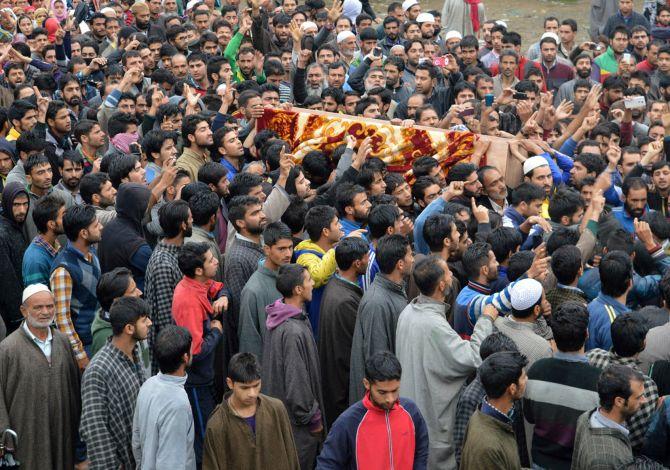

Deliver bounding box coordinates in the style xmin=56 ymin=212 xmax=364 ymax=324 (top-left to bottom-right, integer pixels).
xmin=612 ymin=177 xmax=650 ymax=233
xmin=55 ymin=151 xmax=84 ymax=205
xmin=59 ymin=75 xmax=88 ymax=124
xmin=44 ymin=100 xmax=74 ymax=185
xmin=493 ymin=50 xmax=520 ymax=96
xmin=214 ymin=127 xmax=245 ymax=180
xmin=379 ymin=17 xmax=403 ymax=56
xmin=445 ymin=163 xmax=483 ymax=207
xmin=648 ymin=161 xmax=670 ymax=216
xmin=383 ymin=57 xmax=412 ymax=103
xmin=80 ymin=297 xmax=151 ymax=469
xmin=294 ymin=51 xmax=328 ymax=104
xmin=336 ymin=183 xmax=372 ymax=239
xmin=319 ymin=351 xmax=428 ymax=468
xmin=224 ymin=196 xmax=269 ymax=356
xmin=555 ymin=54 xmax=598 ymax=105
xmin=524 ymin=156 xmax=555 ymax=219
xmin=130 ymin=2 xmax=153 ymax=36
xmin=527 ymin=36 xmax=574 ymax=93
xmin=0 ymin=284 xmax=81 ymax=468
xmin=80 ymin=172 xmax=117 ymax=227
xmin=86 ymin=13 xmax=109 ymax=49
xmin=50 ymin=204 xmax=103 ymax=371
xmin=22 ymin=194 xmax=66 ymax=286
xmin=477 ymin=166 xmax=509 ymax=216
xmin=6 ymin=99 xmax=37 ymax=141
xmin=177 ymin=114 xmax=214 ymax=182
xmin=402 ymin=39 xmax=424 ymax=90
xmin=0 ymin=183 xmax=30 ymax=334
xmin=73 ymin=120 xmax=106 ymax=174
xmin=251 ymin=0 xmax=293 ymax=54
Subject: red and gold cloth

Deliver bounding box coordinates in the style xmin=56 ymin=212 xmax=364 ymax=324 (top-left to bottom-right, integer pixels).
xmin=256 ymin=107 xmax=477 ymax=174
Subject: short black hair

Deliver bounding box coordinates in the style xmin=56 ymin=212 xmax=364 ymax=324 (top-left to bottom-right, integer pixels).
xmin=109 ymin=296 xmax=150 ymax=336
xmin=611 ymin=313 xmax=648 ymax=357
xmin=546 ymin=227 xmax=580 ymax=255
xmin=178 ymin=242 xmax=210 ymax=278
xmin=281 ymin=195 xmax=309 ymax=234
xmin=479 ymin=351 xmax=528 ymax=399
xmin=446 ymin=163 xmax=477 ymax=185
xmin=335 ymin=183 xmax=367 ymax=219
xmin=368 ymin=204 xmax=400 ymax=240
xmin=304 ymin=205 xmax=337 ymax=241
xmin=413 ymin=255 xmax=447 ymax=296
xmin=487 ymin=227 xmax=522 ymax=263
xmin=412 ymin=155 xmax=440 ymax=178
xmin=550 ymin=245 xmax=582 ymax=285
xmin=155 ymin=325 xmax=192 ymax=374
xmin=600 ymin=250 xmax=632 ymax=297
xmin=605 ymin=228 xmax=635 ymax=255
xmin=575 ymin=153 xmax=606 ymax=176
xmin=365 ymin=351 xmax=402 ymax=383
xmin=551 ymin=301 xmax=589 ymax=352
xmin=159 ymin=200 xmax=191 ymax=238
xmin=197 ymin=161 xmax=228 ymax=187
xmin=263 ymin=221 xmax=293 ymax=247
xmin=80 ymin=172 xmax=111 ymax=205
xmin=229 ymin=172 xmax=265 ymax=198
xmin=181 ymin=114 xmax=208 ymax=147
xmin=96 ymin=267 xmax=134 ymax=312
xmin=598 ymin=364 xmax=644 ymax=411
xmin=276 ymin=264 xmax=307 ymax=298
xmin=423 ymin=213 xmax=456 ymax=253
xmin=462 ymin=241 xmax=492 ymax=280
xmin=142 ymin=130 xmax=178 ymax=162
xmin=228 ymin=195 xmax=261 ymax=233
xmin=479 ymin=332 xmax=519 ymax=360
xmin=228 ymin=352 xmax=262 ymax=383
xmin=189 ymin=190 xmax=219 ymax=226
xmin=510 ymin=182 xmax=545 ymax=206
xmin=63 ymin=205 xmax=97 ymax=242
xmin=107 ymin=112 xmax=138 ymax=139
xmin=24 ymin=154 xmax=50 ymax=175
xmin=376 ymin=234 xmax=410 ymax=275
xmin=108 ymin=154 xmax=139 ymax=189
xmin=548 ymin=187 xmax=585 ymax=223
xmin=32 ymin=193 xmax=65 ymax=234
xmin=507 ymin=250 xmax=535 ymax=282
xmin=335 ymin=236 xmax=369 ymax=271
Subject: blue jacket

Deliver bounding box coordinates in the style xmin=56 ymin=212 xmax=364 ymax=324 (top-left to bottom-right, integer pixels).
xmin=340 ymin=217 xmax=367 ymax=240
xmin=453 ymin=280 xmax=516 ymax=338
xmin=611 ymin=206 xmax=653 ymax=233
xmin=586 ymin=293 xmax=630 ymax=351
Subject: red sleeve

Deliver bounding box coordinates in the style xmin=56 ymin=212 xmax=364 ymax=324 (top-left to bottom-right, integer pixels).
xmin=172 ymin=298 xmax=206 ymax=355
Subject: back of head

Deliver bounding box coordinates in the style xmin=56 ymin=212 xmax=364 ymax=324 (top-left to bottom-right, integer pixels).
xmin=303 ymin=205 xmax=336 ymax=241
xmin=599 ymin=250 xmax=632 ymax=297
xmin=368 ymin=204 xmax=400 ymax=240
xmin=611 ymin=313 xmax=648 ymax=357
xmin=551 ymin=301 xmax=589 ymax=352
xmin=109 ymin=296 xmax=150 ymax=336
xmin=507 ymin=250 xmax=535 ymax=282
xmin=479 ymin=332 xmax=519 ymax=360
xmin=462 ymin=241 xmax=492 ymax=280
xmin=155 ymin=325 xmax=192 ymax=374
xmin=413 ymin=255 xmax=446 ymax=296
xmin=178 ymin=242 xmax=209 ymax=278
xmin=423 ymin=213 xmax=456 ymax=253
xmin=335 ymin=236 xmax=369 ymax=271
xmin=550 ymin=245 xmax=582 ymax=285
xmin=376 ymin=234 xmax=410 ymax=275
xmin=227 ymin=352 xmax=262 ymax=384
xmin=487 ymin=227 xmax=522 ymax=263
xmin=635 ymin=306 xmax=669 ymax=329
xmin=96 ymin=267 xmax=133 ymax=312
xmin=479 ymin=351 xmax=528 ymax=399
xmin=364 ymin=351 xmax=402 ymax=384
xmin=605 ymin=227 xmax=635 ymax=255
xmin=546 ymin=227 xmax=580 ymax=255
xmin=276 ymin=263 xmax=307 ymax=298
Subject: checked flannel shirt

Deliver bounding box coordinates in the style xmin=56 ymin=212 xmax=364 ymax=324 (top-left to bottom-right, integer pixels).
xmin=80 ymin=340 xmax=146 ymax=469
xmin=587 ymin=349 xmax=659 ymax=449
xmin=143 ymin=241 xmax=182 ymax=344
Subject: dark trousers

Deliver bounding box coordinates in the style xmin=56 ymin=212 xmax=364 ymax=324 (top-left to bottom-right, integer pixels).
xmin=186 ymin=384 xmax=216 ymax=467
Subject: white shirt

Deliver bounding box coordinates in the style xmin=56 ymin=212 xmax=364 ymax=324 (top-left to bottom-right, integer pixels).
xmin=22 ymin=322 xmax=53 ymax=360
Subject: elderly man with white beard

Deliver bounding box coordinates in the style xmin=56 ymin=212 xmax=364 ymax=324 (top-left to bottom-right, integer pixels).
xmin=0 ymin=284 xmax=81 ymax=469
xmin=294 ymin=49 xmax=329 ymax=104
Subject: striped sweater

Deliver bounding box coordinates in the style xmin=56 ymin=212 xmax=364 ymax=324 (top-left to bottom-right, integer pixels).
xmin=523 ymin=354 xmax=601 ymax=470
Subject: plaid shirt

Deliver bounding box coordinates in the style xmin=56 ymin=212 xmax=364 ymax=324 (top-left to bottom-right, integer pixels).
xmin=587 ymin=349 xmax=659 ymax=449
xmin=80 ymin=340 xmax=145 ymax=469
xmin=143 ymin=242 xmax=182 ymax=338
xmin=51 ymin=266 xmax=86 ymax=360
xmin=454 ymin=375 xmax=529 ymax=468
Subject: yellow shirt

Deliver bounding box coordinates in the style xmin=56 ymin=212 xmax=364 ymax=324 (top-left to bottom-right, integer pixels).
xmin=6 ymin=127 xmax=20 ymax=141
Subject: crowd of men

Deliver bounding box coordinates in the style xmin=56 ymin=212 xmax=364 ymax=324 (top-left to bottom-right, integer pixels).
xmin=2 ymin=0 xmax=670 ymax=468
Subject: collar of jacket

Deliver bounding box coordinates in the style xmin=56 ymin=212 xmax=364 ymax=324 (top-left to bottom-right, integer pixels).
xmin=412 ymin=294 xmax=449 ymax=313
xmin=362 ymin=391 xmax=398 ymax=413
xmin=376 ymin=274 xmax=407 ymax=297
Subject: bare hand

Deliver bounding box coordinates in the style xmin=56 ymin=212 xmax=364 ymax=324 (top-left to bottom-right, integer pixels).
xmin=482 ymin=304 xmax=499 ymax=321
xmin=347 ymin=228 xmax=368 ymax=238
xmin=212 ymin=296 xmax=228 ymax=315
xmin=527 ymin=254 xmax=551 ymax=280
xmin=634 ymin=218 xmax=655 ymax=247
xmin=443 ymin=181 xmax=464 ymax=201
xmin=210 ymin=319 xmax=223 ymax=332
xmin=471 ymin=197 xmax=489 ymax=223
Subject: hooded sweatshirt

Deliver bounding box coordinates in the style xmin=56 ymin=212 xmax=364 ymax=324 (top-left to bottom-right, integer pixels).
xmin=262 ymin=299 xmax=324 ymax=434
xmin=0 ymin=182 xmax=29 ymax=331
xmin=98 ymin=183 xmax=152 ymax=290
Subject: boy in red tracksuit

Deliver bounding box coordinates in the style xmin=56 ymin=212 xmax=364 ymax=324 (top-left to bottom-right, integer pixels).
xmin=172 ymin=242 xmax=228 ymax=466
xmin=317 ymin=351 xmax=429 ymax=470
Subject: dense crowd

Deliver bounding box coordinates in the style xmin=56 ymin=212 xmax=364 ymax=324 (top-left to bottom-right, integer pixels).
xmin=3 ymin=0 xmax=670 ymax=468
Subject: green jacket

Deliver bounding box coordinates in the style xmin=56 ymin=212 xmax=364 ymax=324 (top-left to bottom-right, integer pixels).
xmin=460 ymin=410 xmax=521 ymax=470
xmin=571 ymin=409 xmax=634 ymax=470
xmin=594 ymin=47 xmax=619 ymax=74
xmin=223 ymin=31 xmax=267 ymax=84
